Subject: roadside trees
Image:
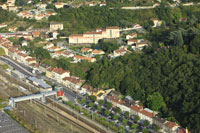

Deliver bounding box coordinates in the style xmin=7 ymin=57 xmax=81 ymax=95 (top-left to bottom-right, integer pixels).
xmin=143 ymin=120 xmax=150 ymax=127
xmin=133 ymin=115 xmax=140 ymax=123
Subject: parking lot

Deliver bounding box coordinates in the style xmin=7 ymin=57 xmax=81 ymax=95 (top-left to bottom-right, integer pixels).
xmin=0 ymin=111 xmax=27 ymax=133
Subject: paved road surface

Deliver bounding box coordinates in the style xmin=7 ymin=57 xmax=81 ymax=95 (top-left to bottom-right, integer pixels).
xmin=0 ymin=57 xmax=32 ymax=77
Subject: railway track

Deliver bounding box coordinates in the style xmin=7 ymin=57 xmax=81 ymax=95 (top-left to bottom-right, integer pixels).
xmin=0 ymin=71 xmax=108 ymax=133
xmin=33 ymin=100 xmax=94 ymax=133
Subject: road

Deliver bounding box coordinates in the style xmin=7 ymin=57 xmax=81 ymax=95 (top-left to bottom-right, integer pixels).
xmin=0 ymin=57 xmax=32 ymax=77
xmin=0 ymin=56 xmax=78 ymax=102
xmin=121 ymin=2 xmax=200 ymax=10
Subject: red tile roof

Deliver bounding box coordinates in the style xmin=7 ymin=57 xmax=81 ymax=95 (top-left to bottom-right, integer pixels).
xmin=32 ymin=32 xmax=40 ymax=36
xmin=48 ymin=67 xmax=70 ymax=75
xmin=140 ymin=109 xmax=154 ymax=118
xmin=26 ymin=58 xmax=36 ymax=62
xmin=164 ymin=121 xmax=179 ymax=129
xmin=131 ymin=105 xmax=143 ymax=112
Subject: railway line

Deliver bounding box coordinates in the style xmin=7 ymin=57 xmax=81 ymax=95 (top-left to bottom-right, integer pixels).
xmin=0 ymin=70 xmax=109 ymax=133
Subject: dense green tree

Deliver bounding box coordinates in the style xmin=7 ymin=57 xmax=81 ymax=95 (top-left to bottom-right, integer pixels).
xmin=98 ymin=100 xmax=105 ymax=105
xmin=35 ymin=47 xmax=51 ymax=63
xmin=143 ymin=120 xmax=150 ymax=127
xmin=147 ymin=92 xmax=165 ymax=111
xmin=189 ymin=34 xmax=200 ymax=54
xmin=106 ymin=102 xmax=112 ymax=110
xmin=133 ymin=115 xmax=140 ymax=123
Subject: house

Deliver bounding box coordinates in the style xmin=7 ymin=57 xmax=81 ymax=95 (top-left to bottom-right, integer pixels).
xmin=23 ymin=34 xmax=33 ymax=40
xmin=69 ymin=26 xmax=120 ymax=44
xmin=132 ymin=41 xmax=148 ymax=50
xmin=35 ymin=14 xmax=45 ymax=20
xmin=113 ymin=49 xmax=127 ymax=57
xmin=179 ymin=17 xmax=187 ymax=22
xmin=63 ymin=50 xmax=74 ymax=58
xmin=17 ymin=53 xmax=31 ymax=64
xmin=127 ymin=39 xmax=139 ymax=45
xmin=8 ymin=27 xmax=17 ymax=32
xmin=21 ymin=40 xmax=28 ymax=46
xmin=47 ymin=46 xmax=61 ymax=52
xmin=151 ymin=18 xmax=162 ymax=28
xmin=0 ymin=4 xmax=7 ymax=10
xmin=44 ymin=43 xmax=54 ymax=49
xmin=51 ymin=51 xmax=64 ymax=58
xmin=133 ymin=24 xmax=142 ymax=29
xmin=81 ymin=47 xmax=93 ymax=53
xmin=46 ymin=67 xmax=70 ymax=83
xmin=0 ymin=38 xmax=13 ymax=55
xmin=8 ymin=6 xmax=18 ymax=12
xmin=7 ymin=0 xmax=15 ymax=6
xmin=50 ymin=22 xmax=63 ymax=31
xmin=88 ymin=2 xmax=98 ymax=6
xmin=25 ymin=57 xmax=36 ymax=65
xmin=163 ymin=121 xmax=180 ymax=133
xmin=99 ymin=2 xmax=106 ymax=6
xmin=138 ymin=108 xmax=154 ymax=124
xmin=32 ymin=32 xmax=40 ymax=38
xmin=55 ymin=2 xmax=64 ymax=8
xmin=74 ymin=55 xmax=96 ymax=62
xmin=80 ymin=85 xmax=91 ymax=94
xmin=126 ymin=32 xmax=137 ymax=40
xmin=0 ymin=24 xmax=7 ymax=28
xmin=92 ymin=49 xmax=105 ymax=55
xmin=52 ymin=31 xmax=58 ymax=39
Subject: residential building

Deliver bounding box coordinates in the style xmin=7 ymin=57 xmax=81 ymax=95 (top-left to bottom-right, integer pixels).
xmin=151 ymin=18 xmax=162 ymax=28
xmin=113 ymin=48 xmax=127 ymax=57
xmin=7 ymin=0 xmax=15 ymax=6
xmin=8 ymin=6 xmax=18 ymax=12
xmin=62 ymin=76 xmax=82 ymax=91
xmin=81 ymin=47 xmax=93 ymax=53
xmin=179 ymin=17 xmax=187 ymax=22
xmin=35 ymin=14 xmax=45 ymax=20
xmin=46 ymin=67 xmax=70 ymax=83
xmin=126 ymin=32 xmax=137 ymax=40
xmin=133 ymin=24 xmax=142 ymax=29
xmin=50 ymin=22 xmax=63 ymax=31
xmin=55 ymin=2 xmax=64 ymax=8
xmin=0 ymin=4 xmax=7 ymax=10
xmin=138 ymin=108 xmax=154 ymax=124
xmin=130 ymin=104 xmax=143 ymax=116
xmin=25 ymin=57 xmax=36 ymax=65
xmin=127 ymin=39 xmax=139 ymax=45
xmin=132 ymin=41 xmax=148 ymax=50
xmin=99 ymin=2 xmax=106 ymax=6
xmin=163 ymin=121 xmax=180 ymax=133
xmin=69 ymin=26 xmax=120 ymax=44
xmin=32 ymin=32 xmax=40 ymax=38
xmin=92 ymin=49 xmax=105 ymax=55
xmin=74 ymin=55 xmax=96 ymax=62
xmin=8 ymin=27 xmax=17 ymax=32
xmin=0 ymin=24 xmax=7 ymax=28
